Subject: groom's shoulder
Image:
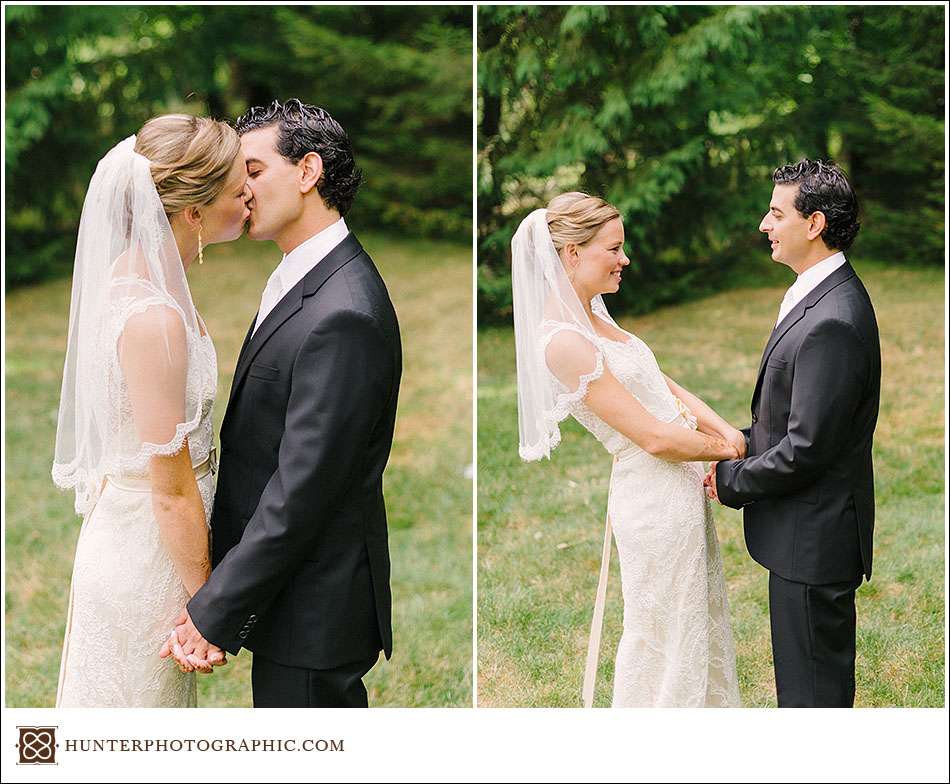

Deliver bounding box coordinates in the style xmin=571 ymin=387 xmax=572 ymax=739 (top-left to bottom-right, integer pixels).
xmin=821 ymin=269 xmax=876 ymax=322
xmin=803 ymin=273 xmax=878 ymax=353
xmin=306 ymin=237 xmax=394 ymax=324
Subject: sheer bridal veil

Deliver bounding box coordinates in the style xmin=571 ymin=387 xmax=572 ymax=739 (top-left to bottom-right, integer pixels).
xmin=512 ymin=208 xmax=619 ymax=461
xmin=52 ymin=135 xmax=208 ymax=515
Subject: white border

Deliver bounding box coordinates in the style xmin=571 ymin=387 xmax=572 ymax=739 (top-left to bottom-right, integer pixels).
xmin=2 ymin=2 xmax=949 ymax=783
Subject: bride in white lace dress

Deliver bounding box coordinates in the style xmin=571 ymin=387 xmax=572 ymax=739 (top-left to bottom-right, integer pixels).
xmin=52 ymin=115 xmax=250 ymax=707
xmin=512 ymin=194 xmax=743 ymax=707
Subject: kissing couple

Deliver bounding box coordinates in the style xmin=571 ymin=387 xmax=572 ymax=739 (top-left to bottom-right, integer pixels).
xmin=512 ymin=160 xmax=880 ymax=707
xmin=53 ymin=99 xmax=402 ymax=708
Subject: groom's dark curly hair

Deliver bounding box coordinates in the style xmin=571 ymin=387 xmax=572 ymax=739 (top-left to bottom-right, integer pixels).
xmin=772 ymin=159 xmax=860 ymax=251
xmin=234 ymin=98 xmax=362 ymax=216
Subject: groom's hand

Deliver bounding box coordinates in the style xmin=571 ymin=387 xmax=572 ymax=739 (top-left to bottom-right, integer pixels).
xmin=703 ymin=462 xmax=720 ymax=503
xmin=160 ymin=610 xmax=227 ymax=674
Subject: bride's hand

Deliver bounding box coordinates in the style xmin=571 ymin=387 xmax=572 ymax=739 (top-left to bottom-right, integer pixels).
xmin=725 ymin=428 xmax=746 ymax=460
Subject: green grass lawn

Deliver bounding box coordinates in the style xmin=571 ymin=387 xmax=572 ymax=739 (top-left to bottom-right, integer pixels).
xmin=477 ymin=260 xmax=944 ymax=707
xmin=5 ymin=231 xmax=472 ymax=707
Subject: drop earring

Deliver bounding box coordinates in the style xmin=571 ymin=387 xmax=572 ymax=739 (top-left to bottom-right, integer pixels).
xmin=197 ymin=225 xmax=204 ymax=265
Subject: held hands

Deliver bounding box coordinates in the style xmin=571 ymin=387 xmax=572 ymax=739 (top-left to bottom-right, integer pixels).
xmin=703 ymin=462 xmax=720 ymax=503
xmin=159 ymin=610 xmax=227 ymax=674
xmin=705 ymin=427 xmax=745 ymax=503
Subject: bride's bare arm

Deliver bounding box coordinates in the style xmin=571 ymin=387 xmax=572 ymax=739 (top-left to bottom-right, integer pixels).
xmin=584 ymin=370 xmax=739 ymax=462
xmin=147 ymin=441 xmax=211 ymax=598
xmin=119 ymin=306 xmax=210 ymax=598
xmin=662 ymin=373 xmax=745 ymax=457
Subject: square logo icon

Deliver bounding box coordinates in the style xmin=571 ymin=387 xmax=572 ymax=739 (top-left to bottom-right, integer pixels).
xmin=17 ymin=726 xmax=57 ymax=765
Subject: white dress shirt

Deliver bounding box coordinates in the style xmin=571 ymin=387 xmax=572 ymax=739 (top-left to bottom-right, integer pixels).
xmin=253 ymin=218 xmax=349 ymax=334
xmin=775 ymin=251 xmax=847 ymax=326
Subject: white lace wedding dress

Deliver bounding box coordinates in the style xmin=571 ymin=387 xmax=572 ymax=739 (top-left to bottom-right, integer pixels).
xmin=56 ymin=320 xmax=217 ymax=708
xmin=552 ymin=318 xmax=741 ymax=707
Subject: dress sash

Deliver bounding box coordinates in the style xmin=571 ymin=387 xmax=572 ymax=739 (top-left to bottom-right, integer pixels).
xmin=582 ymin=453 xmax=623 ymax=708
xmin=582 ymin=509 xmax=613 ymax=708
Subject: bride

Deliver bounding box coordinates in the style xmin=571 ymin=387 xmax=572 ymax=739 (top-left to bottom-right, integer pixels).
xmin=512 ymin=192 xmax=742 ymax=707
xmin=52 ymin=115 xmax=250 ymax=707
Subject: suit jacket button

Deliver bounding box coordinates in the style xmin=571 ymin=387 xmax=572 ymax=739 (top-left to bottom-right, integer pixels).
xmin=248 ymin=614 xmax=257 ymax=622
xmin=238 ymin=630 xmax=248 ymax=639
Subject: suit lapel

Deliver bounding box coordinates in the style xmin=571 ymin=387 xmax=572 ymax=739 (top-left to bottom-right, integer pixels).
xmin=226 ymin=233 xmax=364 ymax=408
xmin=750 ymin=261 xmax=857 ymax=410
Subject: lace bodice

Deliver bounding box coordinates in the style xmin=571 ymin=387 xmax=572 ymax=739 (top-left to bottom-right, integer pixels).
xmin=554 ymin=326 xmax=697 ymax=456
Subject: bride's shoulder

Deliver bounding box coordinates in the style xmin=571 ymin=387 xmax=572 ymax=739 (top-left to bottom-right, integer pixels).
xmin=540 ymin=320 xmax=604 ymax=380
xmin=108 ymin=276 xmax=187 ymax=343
xmin=540 ymin=320 xmax=601 ymax=350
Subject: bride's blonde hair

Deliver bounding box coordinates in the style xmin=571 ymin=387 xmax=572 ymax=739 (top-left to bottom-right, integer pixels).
xmin=134 ymin=114 xmax=241 ymax=216
xmin=546 ymin=192 xmax=620 ymax=251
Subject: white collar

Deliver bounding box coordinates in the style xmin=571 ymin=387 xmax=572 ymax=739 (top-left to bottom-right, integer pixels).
xmin=789 ymin=251 xmax=847 ymax=300
xmin=273 ymin=217 xmax=349 ymax=292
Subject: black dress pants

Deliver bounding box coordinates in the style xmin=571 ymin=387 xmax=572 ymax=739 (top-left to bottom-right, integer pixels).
xmin=251 ymin=652 xmax=380 ymax=708
xmin=768 ymin=571 xmax=863 ymax=708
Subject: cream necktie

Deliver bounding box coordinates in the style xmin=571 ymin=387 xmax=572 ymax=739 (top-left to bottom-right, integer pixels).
xmin=254 ymin=269 xmax=284 ymax=335
xmin=776 ymin=287 xmax=797 ymax=327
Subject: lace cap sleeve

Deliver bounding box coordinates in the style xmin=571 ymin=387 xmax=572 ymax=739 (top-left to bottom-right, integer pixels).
xmin=116 ymin=299 xmax=200 ymax=459
xmin=540 ymin=323 xmax=605 ymax=420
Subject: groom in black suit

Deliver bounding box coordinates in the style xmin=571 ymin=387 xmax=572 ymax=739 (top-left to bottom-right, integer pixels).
xmin=167 ymin=99 xmax=401 ymax=707
xmin=706 ymin=160 xmax=880 ymax=707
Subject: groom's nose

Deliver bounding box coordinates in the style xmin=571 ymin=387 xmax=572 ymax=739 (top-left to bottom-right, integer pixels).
xmin=759 ymin=214 xmax=771 ymax=233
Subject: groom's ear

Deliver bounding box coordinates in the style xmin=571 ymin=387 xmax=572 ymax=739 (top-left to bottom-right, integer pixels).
xmin=298 ymin=152 xmax=324 ymax=195
xmin=806 ymin=210 xmax=827 ymax=241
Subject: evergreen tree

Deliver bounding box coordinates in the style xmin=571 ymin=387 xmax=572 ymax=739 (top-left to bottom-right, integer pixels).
xmin=478 ymin=5 xmax=944 ymax=322
xmin=5 ymin=6 xmax=472 ymax=286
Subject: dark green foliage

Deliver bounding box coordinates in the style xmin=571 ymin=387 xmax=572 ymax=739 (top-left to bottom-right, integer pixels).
xmin=5 ymin=6 xmax=472 ymax=286
xmin=478 ymin=5 xmax=944 ymax=323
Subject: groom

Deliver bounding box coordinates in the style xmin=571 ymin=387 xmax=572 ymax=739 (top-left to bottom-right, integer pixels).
xmin=165 ymin=99 xmax=401 ymax=707
xmin=705 ymin=159 xmax=880 ymax=708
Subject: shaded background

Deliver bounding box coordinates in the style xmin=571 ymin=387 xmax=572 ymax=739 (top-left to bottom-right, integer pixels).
xmin=6 ymin=4 xmax=472 ymax=286
xmin=5 ymin=5 xmax=473 ymax=707
xmin=478 ymin=4 xmax=944 ymax=321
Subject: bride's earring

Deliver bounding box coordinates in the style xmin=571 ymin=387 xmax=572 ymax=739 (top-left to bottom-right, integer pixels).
xmin=197 ymin=225 xmax=204 ymax=265
xmin=569 ymin=262 xmax=577 ymax=283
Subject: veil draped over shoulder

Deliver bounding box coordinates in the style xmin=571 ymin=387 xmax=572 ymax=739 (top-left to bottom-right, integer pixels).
xmin=511 ymin=208 xmax=622 ymax=461
xmin=52 ymin=135 xmax=211 ymax=515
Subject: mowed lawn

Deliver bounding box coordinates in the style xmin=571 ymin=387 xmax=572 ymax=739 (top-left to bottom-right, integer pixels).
xmin=5 ymin=231 xmax=472 ymax=707
xmin=477 ymin=261 xmax=944 ymax=708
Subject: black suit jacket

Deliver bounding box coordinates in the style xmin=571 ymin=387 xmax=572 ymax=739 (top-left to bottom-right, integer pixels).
xmin=188 ymin=232 xmax=401 ymax=670
xmin=716 ymin=261 xmax=881 ymax=584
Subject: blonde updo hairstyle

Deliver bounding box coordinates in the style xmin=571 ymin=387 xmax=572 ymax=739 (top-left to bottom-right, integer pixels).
xmin=546 ymin=192 xmax=621 ymax=256
xmin=134 ymin=114 xmax=241 ymax=216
